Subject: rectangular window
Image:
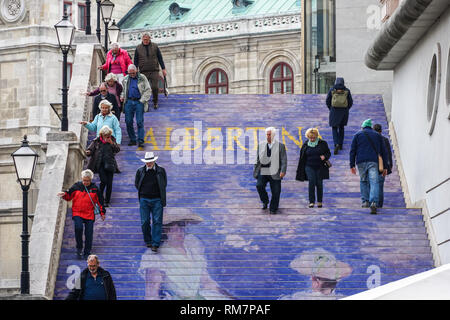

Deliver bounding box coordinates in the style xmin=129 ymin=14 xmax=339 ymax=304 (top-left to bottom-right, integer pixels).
xmin=63 ymin=1 xmax=73 ymax=22
xmin=78 ymin=3 xmax=87 ymax=30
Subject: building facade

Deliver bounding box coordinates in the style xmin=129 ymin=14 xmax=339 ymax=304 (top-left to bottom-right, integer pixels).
xmin=118 ymin=0 xmax=302 ymax=95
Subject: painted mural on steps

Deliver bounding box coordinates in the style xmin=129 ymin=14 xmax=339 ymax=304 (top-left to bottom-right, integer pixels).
xmin=55 ymin=94 xmax=432 ymax=300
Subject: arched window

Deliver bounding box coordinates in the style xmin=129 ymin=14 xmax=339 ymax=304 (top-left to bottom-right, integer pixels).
xmin=270 ymin=62 xmax=294 ymax=94
xmin=205 ymin=68 xmax=228 ymax=94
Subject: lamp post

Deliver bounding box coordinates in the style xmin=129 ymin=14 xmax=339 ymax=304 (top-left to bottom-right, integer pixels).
xmin=85 ymin=0 xmax=91 ymax=35
xmin=54 ymin=12 xmax=75 ymax=132
xmin=108 ymin=19 xmax=120 ymax=44
xmin=96 ymin=0 xmax=101 ymax=42
xmin=100 ymin=0 xmax=115 ymax=52
xmin=11 ymin=135 xmax=39 ymax=295
xmin=314 ymin=54 xmax=320 ymax=94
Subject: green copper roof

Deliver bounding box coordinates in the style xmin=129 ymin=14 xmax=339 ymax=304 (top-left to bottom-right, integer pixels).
xmin=119 ymin=0 xmax=300 ymax=30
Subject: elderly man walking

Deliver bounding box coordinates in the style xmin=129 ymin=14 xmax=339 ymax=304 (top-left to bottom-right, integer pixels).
xmin=350 ymin=119 xmax=388 ymax=214
xmin=66 ymin=255 xmax=116 ymax=300
xmin=253 ymin=127 xmax=287 ymax=214
xmin=120 ymin=64 xmax=151 ymax=148
xmin=134 ymin=33 xmax=167 ymax=110
xmin=135 ymin=152 xmax=167 ymax=253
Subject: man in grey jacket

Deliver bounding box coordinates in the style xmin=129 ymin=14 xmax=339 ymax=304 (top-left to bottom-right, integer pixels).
xmin=120 ymin=64 xmax=151 ymax=148
xmin=254 ymin=127 xmax=287 ymax=214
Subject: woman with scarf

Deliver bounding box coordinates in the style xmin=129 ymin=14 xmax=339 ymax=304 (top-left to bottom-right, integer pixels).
xmin=86 ymin=125 xmax=120 ymax=207
xmin=296 ymin=128 xmax=331 ymax=208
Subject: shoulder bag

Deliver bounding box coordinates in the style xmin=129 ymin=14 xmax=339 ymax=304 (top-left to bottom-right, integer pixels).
xmin=362 ymin=131 xmax=384 ymax=173
xmin=84 ymin=185 xmax=101 ymax=215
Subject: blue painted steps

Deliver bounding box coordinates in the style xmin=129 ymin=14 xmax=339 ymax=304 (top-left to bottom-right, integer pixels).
xmin=53 ymin=94 xmax=433 ymax=300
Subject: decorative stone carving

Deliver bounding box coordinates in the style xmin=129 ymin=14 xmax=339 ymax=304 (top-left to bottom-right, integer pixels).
xmin=0 ymin=0 xmax=26 ymax=24
xmin=127 ymin=29 xmax=177 ymax=42
xmin=190 ymin=23 xmax=239 ymax=35
xmin=254 ymin=15 xmax=300 ymax=28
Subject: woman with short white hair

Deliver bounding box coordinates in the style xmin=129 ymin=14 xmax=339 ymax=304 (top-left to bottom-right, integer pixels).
xmin=98 ymin=41 xmax=132 ymax=85
xmin=86 ymin=125 xmax=120 ymax=207
xmin=80 ymin=99 xmax=122 ymax=144
xmin=58 ymin=170 xmax=105 ymax=259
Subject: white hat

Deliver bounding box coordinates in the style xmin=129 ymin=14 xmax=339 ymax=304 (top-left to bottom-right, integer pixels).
xmin=141 ymin=152 xmax=158 ymax=163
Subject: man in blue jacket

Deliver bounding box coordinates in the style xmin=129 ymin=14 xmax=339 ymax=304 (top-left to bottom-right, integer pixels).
xmin=350 ymin=119 xmax=388 ymax=214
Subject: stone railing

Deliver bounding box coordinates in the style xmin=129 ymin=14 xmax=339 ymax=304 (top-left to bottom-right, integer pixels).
xmin=27 ymin=36 xmax=104 ymax=299
xmin=120 ymin=12 xmax=301 ymax=47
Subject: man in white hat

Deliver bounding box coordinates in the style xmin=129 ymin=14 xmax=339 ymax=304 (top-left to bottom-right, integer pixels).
xmin=135 ymin=152 xmax=167 ymax=252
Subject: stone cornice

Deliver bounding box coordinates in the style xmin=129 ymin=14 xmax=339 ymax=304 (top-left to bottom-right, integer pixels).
xmin=120 ymin=12 xmax=301 ymax=48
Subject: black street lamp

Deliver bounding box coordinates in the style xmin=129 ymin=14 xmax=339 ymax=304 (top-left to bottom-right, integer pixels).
xmin=314 ymin=54 xmax=321 ymax=94
xmin=100 ymin=0 xmax=115 ymax=52
xmin=108 ymin=19 xmax=120 ymax=44
xmin=54 ymin=12 xmax=75 ymax=132
xmin=11 ymin=136 xmax=39 ymax=295
xmin=85 ymin=0 xmax=91 ymax=35
xmin=96 ymin=0 xmax=101 ymax=42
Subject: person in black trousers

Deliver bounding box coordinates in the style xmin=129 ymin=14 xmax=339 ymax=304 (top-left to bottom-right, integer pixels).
xmin=86 ymin=125 xmax=120 ymax=207
xmin=373 ymin=123 xmax=393 ymax=208
xmin=296 ymin=128 xmax=331 ymax=208
xmin=325 ymin=77 xmax=353 ymax=155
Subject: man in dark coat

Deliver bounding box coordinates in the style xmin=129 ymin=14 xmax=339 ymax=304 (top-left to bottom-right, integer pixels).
xmin=373 ymin=123 xmax=393 ymax=208
xmin=326 ymin=77 xmax=353 ymax=155
xmin=92 ymin=83 xmax=120 ymax=121
xmin=135 ymin=152 xmax=167 ymax=253
xmin=66 ymin=255 xmax=116 ymax=300
xmin=350 ymin=119 xmax=388 ymax=214
xmin=134 ymin=33 xmax=167 ymax=110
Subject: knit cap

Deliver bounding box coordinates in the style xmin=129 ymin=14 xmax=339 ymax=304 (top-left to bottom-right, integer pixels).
xmin=361 ymin=119 xmax=372 ymax=128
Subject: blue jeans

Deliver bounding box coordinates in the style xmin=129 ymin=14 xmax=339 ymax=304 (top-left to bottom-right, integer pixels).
xmin=124 ymin=100 xmax=145 ymax=143
xmin=73 ymin=216 xmax=94 ymax=255
xmin=357 ymin=162 xmax=380 ymax=206
xmin=139 ymin=198 xmax=163 ymax=247
xmin=305 ymin=166 xmax=323 ymax=203
xmin=332 ymin=126 xmax=345 ymax=146
xmin=378 ymin=174 xmax=385 ymax=208
xmin=256 ymin=174 xmax=281 ymax=212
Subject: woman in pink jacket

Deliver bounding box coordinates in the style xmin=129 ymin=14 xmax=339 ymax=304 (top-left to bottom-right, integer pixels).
xmin=98 ymin=42 xmax=132 ymax=85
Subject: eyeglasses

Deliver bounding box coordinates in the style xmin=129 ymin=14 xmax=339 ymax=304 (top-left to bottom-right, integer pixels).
xmin=100 ymin=90 xmax=107 ymax=92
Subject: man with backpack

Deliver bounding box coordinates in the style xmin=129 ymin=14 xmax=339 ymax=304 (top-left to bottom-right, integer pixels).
xmin=326 ymin=77 xmax=353 ymax=155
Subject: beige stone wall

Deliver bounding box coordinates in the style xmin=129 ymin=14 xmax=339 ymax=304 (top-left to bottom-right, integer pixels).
xmin=123 ymin=32 xmax=302 ymax=95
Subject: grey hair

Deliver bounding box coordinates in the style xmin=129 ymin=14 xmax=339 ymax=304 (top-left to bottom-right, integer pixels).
xmin=142 ymin=32 xmax=151 ymax=38
xmin=111 ymin=42 xmax=120 ymax=49
xmin=81 ymin=169 xmax=94 ymax=180
xmin=87 ymin=254 xmax=99 ymax=264
xmin=98 ymin=99 xmax=113 ymax=112
xmin=128 ymin=64 xmax=137 ymax=72
xmin=104 ymin=73 xmax=117 ymax=82
xmin=99 ymin=125 xmax=113 ymax=137
xmin=265 ymin=127 xmax=277 ymax=137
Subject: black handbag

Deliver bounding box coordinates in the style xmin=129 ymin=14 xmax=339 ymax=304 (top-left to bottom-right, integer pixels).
xmin=324 ymin=160 xmax=332 ymax=168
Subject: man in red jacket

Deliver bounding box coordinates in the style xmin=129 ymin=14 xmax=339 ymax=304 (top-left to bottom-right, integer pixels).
xmin=58 ymin=169 xmax=105 ymax=259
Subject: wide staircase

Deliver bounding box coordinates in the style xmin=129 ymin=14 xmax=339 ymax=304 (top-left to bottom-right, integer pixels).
xmin=54 ymin=94 xmax=434 ymax=300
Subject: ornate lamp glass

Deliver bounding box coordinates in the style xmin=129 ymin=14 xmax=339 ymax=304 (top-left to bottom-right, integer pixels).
xmin=11 ymin=135 xmax=39 ymax=188
xmin=108 ymin=19 xmax=120 ymax=43
xmin=100 ymin=0 xmax=114 ymax=24
xmin=54 ymin=13 xmax=75 ymax=53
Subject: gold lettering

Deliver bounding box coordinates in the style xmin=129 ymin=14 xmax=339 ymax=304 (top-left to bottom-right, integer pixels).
xmin=163 ymin=127 xmax=181 ymax=151
xmin=184 ymin=127 xmax=201 ymax=151
xmin=245 ymin=127 xmax=265 ymax=150
xmin=282 ymin=127 xmax=303 ymax=150
xmin=226 ymin=127 xmax=248 ymax=151
xmin=144 ymin=128 xmax=160 ymax=150
xmin=205 ymin=128 xmax=222 ymax=151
